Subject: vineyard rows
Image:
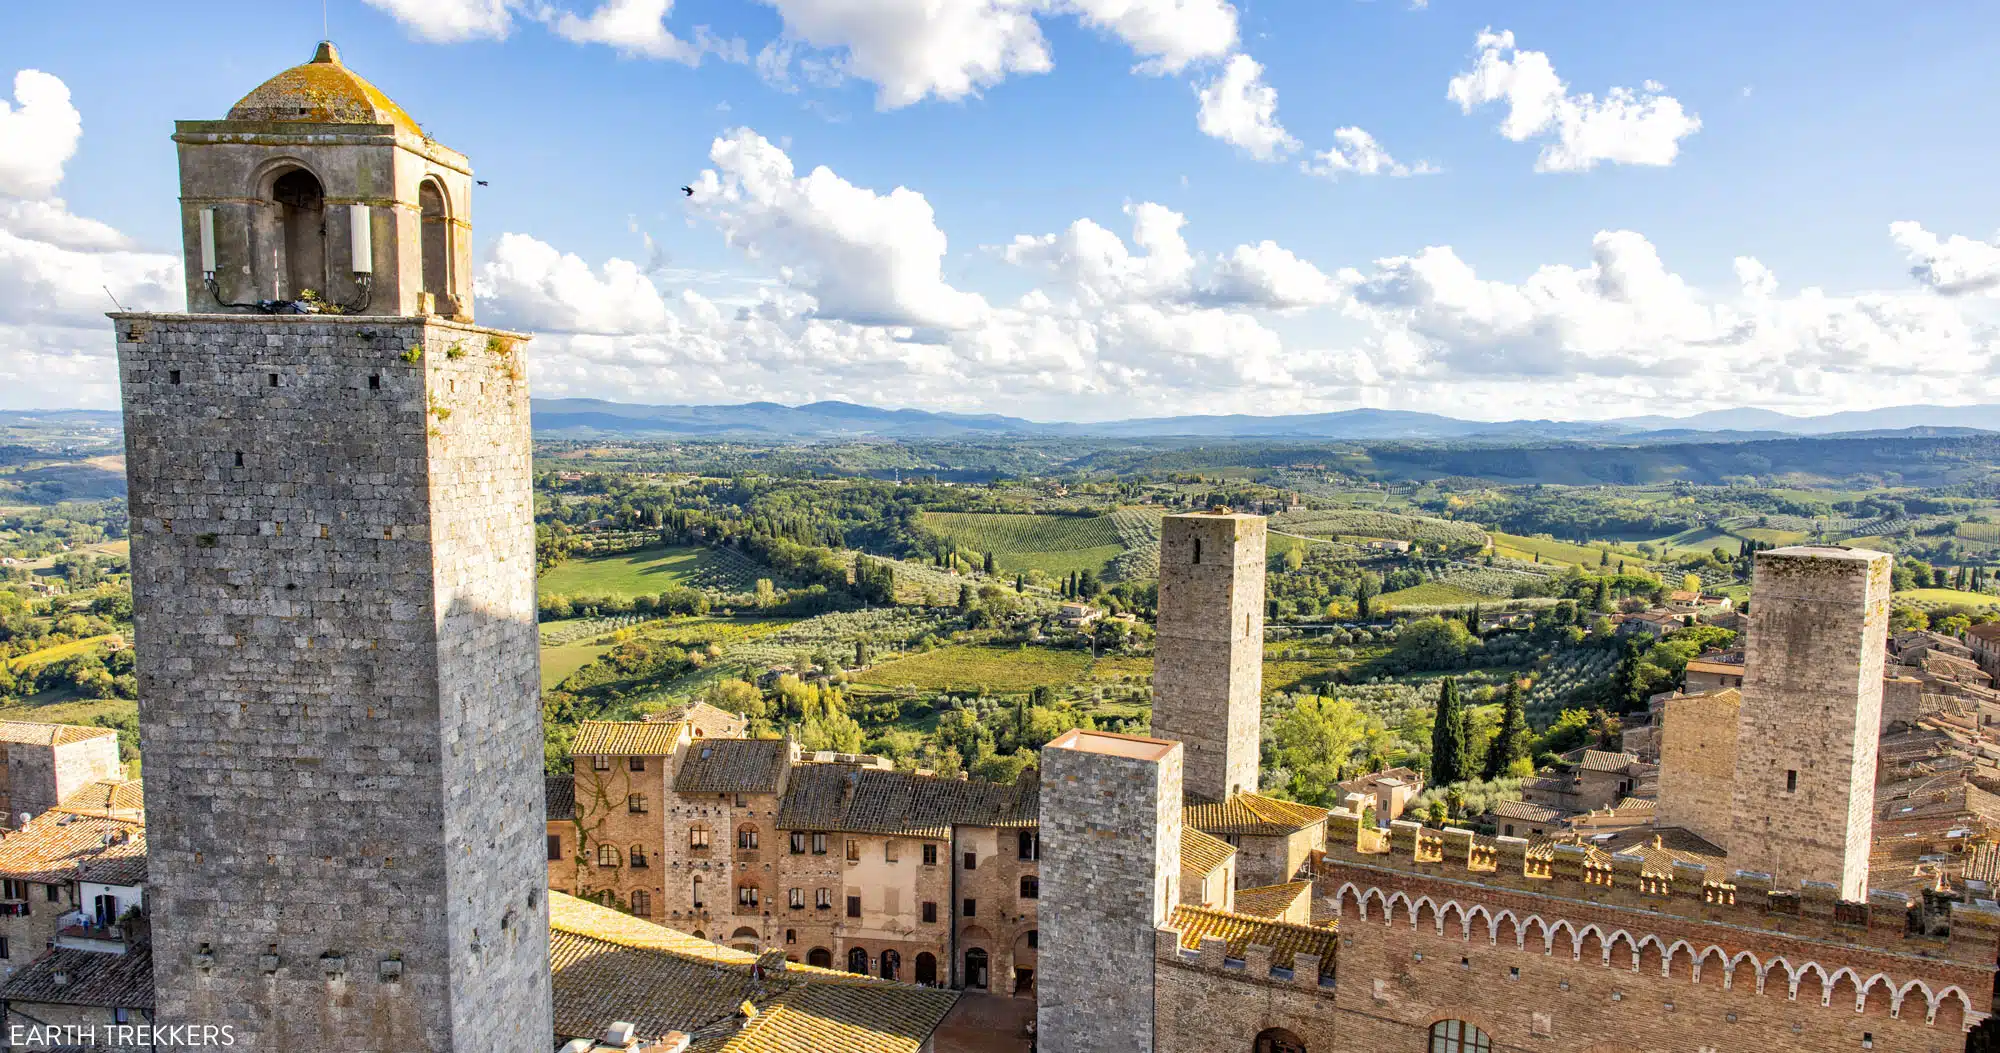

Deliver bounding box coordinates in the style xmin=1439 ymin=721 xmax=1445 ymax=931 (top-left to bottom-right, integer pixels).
xmin=1270 ymin=509 xmax=1489 ymax=549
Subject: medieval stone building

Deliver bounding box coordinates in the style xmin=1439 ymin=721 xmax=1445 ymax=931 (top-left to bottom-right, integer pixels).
xmin=116 ymin=42 xmax=549 ymax=1052
xmin=1041 ymin=536 xmax=2000 ymax=1053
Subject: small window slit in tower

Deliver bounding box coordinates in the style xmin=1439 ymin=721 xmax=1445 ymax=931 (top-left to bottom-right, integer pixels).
xmin=268 ymin=373 xmax=279 ymax=387
xmin=1192 ymin=538 xmax=1202 ymax=565
xmin=234 ymin=451 xmax=244 ymax=468
xmin=368 ymin=374 xmax=380 ymax=390
xmin=169 ymin=369 xmax=181 ymax=385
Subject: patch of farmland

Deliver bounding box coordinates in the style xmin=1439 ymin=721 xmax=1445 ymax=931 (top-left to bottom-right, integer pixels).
xmin=921 ymin=512 xmax=1127 ymax=577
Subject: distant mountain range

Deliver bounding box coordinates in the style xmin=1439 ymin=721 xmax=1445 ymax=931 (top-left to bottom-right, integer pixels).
xmin=10 ymin=401 xmax=1994 ymax=444
xmin=528 ymin=398 xmax=2000 ymax=442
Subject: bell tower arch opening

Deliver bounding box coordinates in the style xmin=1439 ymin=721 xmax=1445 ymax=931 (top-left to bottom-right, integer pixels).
xmin=270 ymin=166 xmax=326 ymax=299
xmin=419 ymin=177 xmax=452 ymax=311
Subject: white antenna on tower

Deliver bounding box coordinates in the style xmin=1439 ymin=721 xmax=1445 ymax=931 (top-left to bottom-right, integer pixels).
xmin=323 ymin=0 xmax=330 ymax=42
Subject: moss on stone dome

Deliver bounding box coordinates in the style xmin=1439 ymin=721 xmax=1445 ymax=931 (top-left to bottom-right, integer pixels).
xmin=226 ymin=41 xmax=422 ymax=134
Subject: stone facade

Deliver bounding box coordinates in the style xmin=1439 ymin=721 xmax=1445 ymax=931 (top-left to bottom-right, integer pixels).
xmin=1728 ymin=546 xmax=1892 ymax=900
xmin=1151 ymin=513 xmax=1265 ymax=802
xmin=1654 ymin=689 xmax=1740 ymax=847
xmin=1038 ymin=730 xmax=1183 ymax=1053
xmin=0 ymin=724 xmax=122 ymax=827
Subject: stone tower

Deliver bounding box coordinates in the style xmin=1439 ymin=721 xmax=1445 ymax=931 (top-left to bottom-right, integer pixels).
xmin=115 ymin=43 xmax=550 ymax=1052
xmin=1038 ymin=729 xmax=1184 ymax=1053
xmin=1151 ymin=512 xmax=1266 ymax=800
xmin=1727 ymin=545 xmax=1893 ymax=901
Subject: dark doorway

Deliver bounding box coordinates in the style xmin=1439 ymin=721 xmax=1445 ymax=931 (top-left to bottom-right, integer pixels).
xmin=879 ymin=948 xmax=900 ymax=980
xmin=915 ymin=952 xmax=937 ymax=985
xmin=272 ymin=168 xmax=326 ymax=298
xmin=963 ymin=947 xmax=989 ymax=990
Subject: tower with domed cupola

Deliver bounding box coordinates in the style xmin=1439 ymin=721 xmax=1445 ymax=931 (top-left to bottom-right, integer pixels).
xmin=116 ymin=42 xmax=548 ymax=1052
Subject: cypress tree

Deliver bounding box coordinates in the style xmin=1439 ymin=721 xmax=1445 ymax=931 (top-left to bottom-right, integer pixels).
xmin=1485 ymin=682 xmax=1528 ymax=780
xmin=1431 ymin=678 xmax=1465 ymax=786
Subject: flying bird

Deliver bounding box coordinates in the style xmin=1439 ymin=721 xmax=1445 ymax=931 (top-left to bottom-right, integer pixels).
xmin=681 ymin=186 xmax=694 ymax=197
xmin=476 ymin=180 xmax=489 ymax=186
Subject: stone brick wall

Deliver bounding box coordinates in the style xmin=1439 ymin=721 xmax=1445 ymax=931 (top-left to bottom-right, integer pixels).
xmin=1038 ymin=732 xmax=1183 ymax=1053
xmin=1151 ymin=514 xmax=1265 ymax=802
xmin=118 ymin=313 xmax=550 ymax=1053
xmin=954 ymin=825 xmax=1039 ymax=993
xmin=48 ymin=736 xmax=123 ymax=812
xmin=1153 ymin=931 xmax=1339 ymax=1053
xmin=571 ymin=759 xmax=672 ymax=919
xmin=1231 ymin=826 xmax=1323 ymax=889
xmin=0 ymin=882 xmax=73 ymax=981
xmin=1728 ymin=546 xmax=1892 ymax=900
xmin=1655 ymin=690 xmax=1740 ymax=848
xmin=1315 ymin=854 xmax=1991 ymax=1053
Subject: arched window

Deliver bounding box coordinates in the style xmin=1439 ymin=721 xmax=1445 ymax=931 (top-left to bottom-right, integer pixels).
xmin=807 ymin=947 xmax=832 ymax=968
xmin=630 ymin=844 xmax=648 ymax=868
xmin=737 ymin=824 xmax=760 ymax=850
xmin=596 ymin=844 xmax=620 ymax=867
xmin=880 ymin=948 xmax=901 ymax=980
xmin=692 ymin=875 xmax=704 ymax=908
xmin=418 ymin=178 xmax=450 ymax=311
xmin=1019 ymin=875 xmax=1039 ymax=899
xmin=272 ymin=168 xmax=326 ymax=299
xmin=1254 ymin=1028 xmax=1307 ymax=1053
xmin=915 ymin=952 xmax=938 ymax=985
xmin=1429 ymin=1021 xmax=1491 ymax=1053
xmin=690 ymin=823 xmax=712 ymax=850
xmin=847 ymin=947 xmax=869 ymax=974
xmin=629 ymin=890 xmax=651 ymax=917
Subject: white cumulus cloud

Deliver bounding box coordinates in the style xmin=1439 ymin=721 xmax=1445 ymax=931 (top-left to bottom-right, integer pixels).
xmin=755 ymin=0 xmax=1054 ymax=109
xmin=1889 ymin=220 xmax=2000 ymax=297
xmin=0 ymin=71 xmax=82 ymax=200
xmin=1302 ymin=127 xmax=1434 ymax=180
xmin=362 ymin=0 xmax=517 ymax=42
xmin=1195 ymin=54 xmax=1297 ymax=161
xmin=1063 ymin=0 xmax=1239 ymax=74
xmin=689 ymin=128 xmax=990 ymax=329
xmin=1447 ymin=28 xmax=1701 ymax=172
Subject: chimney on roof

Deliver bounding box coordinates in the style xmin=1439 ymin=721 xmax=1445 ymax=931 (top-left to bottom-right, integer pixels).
xmin=600 ymin=1022 xmax=638 ymax=1048
xmin=51 ymin=970 xmax=69 ymax=987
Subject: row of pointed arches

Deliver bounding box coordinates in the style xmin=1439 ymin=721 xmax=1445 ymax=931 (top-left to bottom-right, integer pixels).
xmin=1328 ymin=882 xmax=1980 ymax=1030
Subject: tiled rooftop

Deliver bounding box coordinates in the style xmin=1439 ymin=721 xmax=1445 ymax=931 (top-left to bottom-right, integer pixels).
xmin=547 ymin=775 xmax=577 ymax=823
xmin=1578 ymin=749 xmax=1642 ymax=774
xmin=54 ymin=778 xmax=144 ymax=818
xmin=777 ymin=765 xmax=1036 ymax=838
xmin=1491 ymin=799 xmax=1569 ymax=825
xmin=0 ymin=810 xmax=145 ymax=884
xmin=675 ymin=739 xmax=791 ymax=796
xmin=0 ymin=721 xmax=116 ymax=748
xmin=1180 ymin=827 xmax=1235 ymax=874
xmin=1184 ymin=792 xmax=1328 ymax=837
xmin=549 ymin=892 xmax=957 ymax=1053
xmin=650 ymin=701 xmax=750 ymax=739
xmin=572 ymin=720 xmax=689 ymax=758
xmin=0 ymin=945 xmax=153 ymax=1009
xmin=1166 ymin=905 xmax=1337 ymax=975
xmin=1231 ymin=880 xmax=1312 ymax=920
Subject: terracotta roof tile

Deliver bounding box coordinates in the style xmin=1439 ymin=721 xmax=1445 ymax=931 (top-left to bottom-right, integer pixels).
xmin=547 ymin=776 xmax=576 ymax=823
xmin=0 ymin=810 xmax=145 ymax=884
xmin=549 ymin=892 xmax=956 ymax=1053
xmin=778 ymin=766 xmax=1037 ymax=838
xmin=1492 ymin=800 xmax=1569 ymax=824
xmin=1231 ymin=881 xmax=1311 ymax=920
xmin=1578 ymin=750 xmax=1641 ymax=773
xmin=0 ymin=945 xmax=153 ymax=1009
xmin=1184 ymin=793 xmax=1328 ymax=837
xmin=1166 ymin=905 xmax=1337 ymax=978
xmin=651 ymin=702 xmax=750 ymax=740
xmin=572 ymin=720 xmax=689 ymax=758
xmin=55 ymin=779 xmax=144 ymax=819
xmin=1180 ymin=827 xmax=1235 ymax=875
xmin=0 ymin=722 xmax=116 ymax=748
xmin=676 ymin=739 xmax=791 ymax=796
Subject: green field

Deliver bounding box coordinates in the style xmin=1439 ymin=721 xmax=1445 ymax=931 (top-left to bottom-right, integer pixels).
xmin=541 ymin=640 xmax=618 ymax=691
xmin=1650 ymin=526 xmax=1739 ymax=557
xmin=0 ymin=692 xmax=134 ymax=729
xmin=8 ymin=634 xmax=123 ymax=673
xmin=1490 ymin=532 xmax=1652 ymax=569
xmin=920 ymin=512 xmax=1128 ymax=577
xmin=854 ymin=644 xmax=1098 ymax=694
xmin=1735 ymin=527 xmax=1810 ymax=546
xmin=538 ymin=545 xmax=750 ymax=599
xmin=1376 ymin=581 xmax=1494 ymax=610
xmin=1894 ymin=588 xmax=2000 ymax=611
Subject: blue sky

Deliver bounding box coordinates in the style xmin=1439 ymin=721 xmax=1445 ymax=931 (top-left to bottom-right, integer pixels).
xmin=3 ymin=0 xmax=1999 ymax=420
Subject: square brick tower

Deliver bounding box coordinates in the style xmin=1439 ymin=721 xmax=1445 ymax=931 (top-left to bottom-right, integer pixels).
xmin=1727 ymin=545 xmax=1893 ymax=901
xmin=1038 ymin=729 xmax=1184 ymax=1053
xmin=1151 ymin=512 xmax=1266 ymax=801
xmin=115 ymin=43 xmax=550 ymax=1052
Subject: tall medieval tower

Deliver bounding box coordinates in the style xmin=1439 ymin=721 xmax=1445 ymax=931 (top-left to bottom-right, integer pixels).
xmin=1727 ymin=545 xmax=1893 ymax=902
xmin=115 ymin=43 xmax=551 ymax=1051
xmin=1151 ymin=512 xmax=1266 ymax=801
xmin=1038 ymin=729 xmax=1184 ymax=1053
